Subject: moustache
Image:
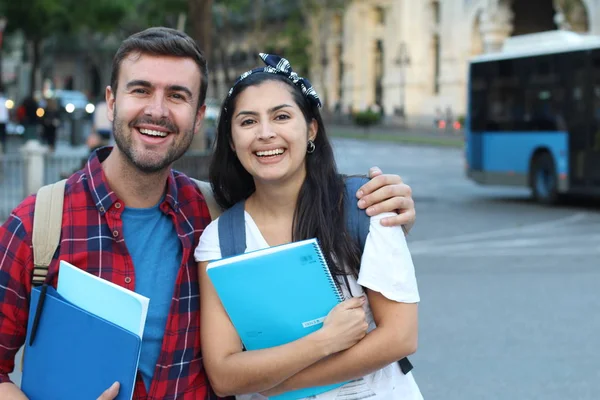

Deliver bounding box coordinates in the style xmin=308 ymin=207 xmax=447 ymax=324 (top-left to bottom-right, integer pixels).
xmin=130 ymin=117 xmax=178 ymax=134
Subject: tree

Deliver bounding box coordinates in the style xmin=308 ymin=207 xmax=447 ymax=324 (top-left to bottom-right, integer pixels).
xmin=0 ymin=0 xmax=131 ymax=96
xmin=212 ymin=0 xmax=254 ymax=90
xmin=188 ymin=0 xmax=214 ymax=65
xmin=298 ymin=0 xmax=346 ymax=110
xmin=132 ymin=0 xmax=188 ymax=31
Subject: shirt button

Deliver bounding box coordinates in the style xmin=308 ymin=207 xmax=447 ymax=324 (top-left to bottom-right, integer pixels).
xmin=115 ymin=202 xmax=122 ymax=209
xmin=113 ymin=230 xmax=119 ymax=237
xmin=99 ymin=207 xmax=105 ymax=213
xmin=124 ymin=277 xmax=132 ymax=284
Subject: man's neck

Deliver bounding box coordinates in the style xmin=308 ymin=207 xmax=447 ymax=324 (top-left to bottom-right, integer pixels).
xmin=102 ymin=149 xmax=170 ymax=208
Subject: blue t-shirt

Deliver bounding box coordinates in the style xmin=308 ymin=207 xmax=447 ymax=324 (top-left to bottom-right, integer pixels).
xmin=122 ymin=201 xmax=182 ymax=390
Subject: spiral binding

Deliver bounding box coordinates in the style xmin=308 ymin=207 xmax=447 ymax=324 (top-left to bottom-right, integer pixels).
xmin=312 ymin=239 xmax=345 ymax=303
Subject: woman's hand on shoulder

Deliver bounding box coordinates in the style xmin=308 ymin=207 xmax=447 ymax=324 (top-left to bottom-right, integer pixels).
xmin=315 ymin=296 xmax=368 ymax=355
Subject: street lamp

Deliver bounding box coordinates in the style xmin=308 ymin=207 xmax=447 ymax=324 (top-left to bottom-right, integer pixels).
xmin=395 ymin=42 xmax=411 ymax=124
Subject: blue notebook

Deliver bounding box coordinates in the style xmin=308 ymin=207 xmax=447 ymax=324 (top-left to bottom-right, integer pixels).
xmin=21 ymin=286 xmax=142 ymax=400
xmin=57 ymin=261 xmax=149 ymax=337
xmin=207 ymin=238 xmax=347 ymax=400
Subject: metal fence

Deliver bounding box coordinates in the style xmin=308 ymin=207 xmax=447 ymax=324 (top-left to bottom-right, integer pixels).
xmin=44 ymin=153 xmax=87 ymax=185
xmin=172 ymin=151 xmax=211 ymax=182
xmin=0 ymin=154 xmax=25 ymax=220
xmin=0 ymin=151 xmax=212 ymax=222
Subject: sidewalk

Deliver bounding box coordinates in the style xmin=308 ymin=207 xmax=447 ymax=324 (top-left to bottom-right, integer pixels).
xmin=328 ymin=123 xmax=464 ymax=148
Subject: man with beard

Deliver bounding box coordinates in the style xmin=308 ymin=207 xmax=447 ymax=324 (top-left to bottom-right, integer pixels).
xmin=0 ymin=27 xmax=417 ymax=400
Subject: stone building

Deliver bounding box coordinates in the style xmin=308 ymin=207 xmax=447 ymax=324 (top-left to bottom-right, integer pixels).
xmin=317 ymin=0 xmax=599 ymax=125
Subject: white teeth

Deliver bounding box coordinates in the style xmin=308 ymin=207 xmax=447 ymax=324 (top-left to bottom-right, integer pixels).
xmin=139 ymin=128 xmax=168 ymax=137
xmin=256 ymin=149 xmax=284 ymax=157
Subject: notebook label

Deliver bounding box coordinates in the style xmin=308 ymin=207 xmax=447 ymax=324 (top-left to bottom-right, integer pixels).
xmin=302 ymin=317 xmax=326 ymax=328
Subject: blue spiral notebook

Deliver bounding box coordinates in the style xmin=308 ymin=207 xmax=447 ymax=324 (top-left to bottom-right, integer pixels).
xmin=207 ymin=238 xmax=347 ymax=400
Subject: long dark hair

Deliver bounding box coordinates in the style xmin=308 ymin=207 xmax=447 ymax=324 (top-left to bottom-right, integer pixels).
xmin=209 ymin=73 xmax=361 ymax=279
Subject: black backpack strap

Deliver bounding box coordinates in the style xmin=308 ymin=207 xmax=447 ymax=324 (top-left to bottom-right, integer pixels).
xmin=217 ymin=201 xmax=247 ymax=257
xmin=216 ymin=200 xmax=249 ymax=355
xmin=343 ymin=175 xmax=414 ymax=375
xmin=398 ymin=357 xmax=413 ymax=374
xmin=343 ymin=176 xmax=370 ymax=250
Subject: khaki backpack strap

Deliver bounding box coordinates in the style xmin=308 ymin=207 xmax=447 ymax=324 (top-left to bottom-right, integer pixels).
xmin=31 ymin=179 xmax=67 ymax=286
xmin=191 ymin=178 xmax=222 ymax=220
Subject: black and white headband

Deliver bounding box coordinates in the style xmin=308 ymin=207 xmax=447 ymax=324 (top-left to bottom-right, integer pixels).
xmin=227 ymin=53 xmax=322 ymax=109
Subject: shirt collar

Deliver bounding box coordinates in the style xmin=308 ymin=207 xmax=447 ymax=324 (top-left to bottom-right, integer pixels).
xmin=85 ymin=147 xmax=181 ymax=215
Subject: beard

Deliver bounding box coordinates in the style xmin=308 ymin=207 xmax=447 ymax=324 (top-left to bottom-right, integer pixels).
xmin=112 ymin=107 xmax=195 ymax=174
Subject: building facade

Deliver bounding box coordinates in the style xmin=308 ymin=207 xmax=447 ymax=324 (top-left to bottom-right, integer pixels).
xmin=319 ymin=0 xmax=600 ymax=125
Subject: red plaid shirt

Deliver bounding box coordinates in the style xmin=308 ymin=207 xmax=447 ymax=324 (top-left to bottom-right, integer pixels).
xmin=0 ymin=148 xmax=224 ymax=399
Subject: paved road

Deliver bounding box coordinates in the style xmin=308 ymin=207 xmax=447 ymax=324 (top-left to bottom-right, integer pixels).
xmin=333 ymin=138 xmax=600 ymax=400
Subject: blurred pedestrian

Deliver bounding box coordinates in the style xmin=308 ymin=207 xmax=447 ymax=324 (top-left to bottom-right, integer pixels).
xmin=434 ymin=107 xmax=443 ymax=128
xmin=0 ymin=86 xmax=7 ymax=154
xmin=87 ymin=100 xmax=113 ymax=153
xmin=42 ymin=98 xmax=60 ymax=152
xmin=17 ymin=96 xmax=40 ymax=141
xmin=445 ymin=106 xmax=454 ymax=131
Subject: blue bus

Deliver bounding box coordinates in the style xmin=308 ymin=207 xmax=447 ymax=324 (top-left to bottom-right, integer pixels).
xmin=465 ymin=31 xmax=600 ymax=204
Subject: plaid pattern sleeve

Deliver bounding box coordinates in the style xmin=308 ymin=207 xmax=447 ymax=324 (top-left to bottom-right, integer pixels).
xmin=0 ymin=148 xmax=231 ymax=399
xmin=0 ymin=197 xmax=36 ymax=383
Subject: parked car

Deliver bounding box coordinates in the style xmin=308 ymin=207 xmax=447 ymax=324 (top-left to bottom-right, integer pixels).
xmin=6 ymin=121 xmax=24 ymax=135
xmin=52 ymin=90 xmax=95 ymax=120
xmin=37 ymin=90 xmax=95 ymax=121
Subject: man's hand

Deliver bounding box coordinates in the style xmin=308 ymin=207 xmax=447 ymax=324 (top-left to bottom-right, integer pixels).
xmin=356 ymin=167 xmax=415 ymax=232
xmin=0 ymin=382 xmax=29 ymax=399
xmin=97 ymin=382 xmax=119 ymax=400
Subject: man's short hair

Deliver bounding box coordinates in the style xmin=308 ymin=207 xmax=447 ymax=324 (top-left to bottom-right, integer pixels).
xmin=110 ymin=27 xmax=209 ymax=107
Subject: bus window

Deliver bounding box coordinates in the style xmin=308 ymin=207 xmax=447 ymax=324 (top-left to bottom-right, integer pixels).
xmin=523 ymin=54 xmax=562 ymax=131
xmin=470 ymin=63 xmax=488 ymax=132
xmin=593 ymin=50 xmax=600 ymax=138
xmin=486 ymin=59 xmax=522 ymax=131
xmin=590 ymin=49 xmax=600 ymax=185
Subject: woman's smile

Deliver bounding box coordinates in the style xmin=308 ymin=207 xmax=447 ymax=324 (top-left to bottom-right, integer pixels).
xmin=254 ymin=147 xmax=287 ymax=164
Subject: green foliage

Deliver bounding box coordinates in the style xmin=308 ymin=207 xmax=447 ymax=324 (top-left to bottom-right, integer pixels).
xmin=301 ymin=0 xmax=346 ymax=13
xmin=1 ymin=0 xmax=132 ymax=40
xmin=277 ymin=14 xmax=311 ymax=76
xmin=134 ymin=0 xmax=187 ymax=28
xmin=0 ymin=0 xmax=132 ymax=95
xmin=353 ymin=110 xmax=382 ymax=128
xmin=215 ymin=0 xmax=252 ymax=15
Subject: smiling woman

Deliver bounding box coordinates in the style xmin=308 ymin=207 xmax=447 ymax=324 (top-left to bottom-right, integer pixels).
xmin=198 ymin=54 xmax=422 ymax=400
xmin=229 ymin=82 xmax=317 ymax=186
